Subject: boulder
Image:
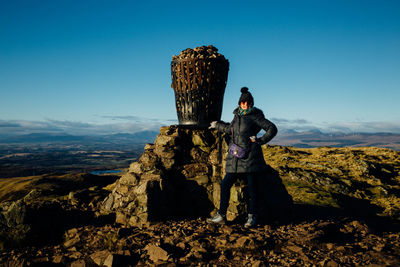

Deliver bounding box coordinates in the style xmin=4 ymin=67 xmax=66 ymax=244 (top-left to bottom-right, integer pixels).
xmin=145 ymin=244 xmax=169 ymax=262
xmin=0 ymin=199 xmax=67 ymax=248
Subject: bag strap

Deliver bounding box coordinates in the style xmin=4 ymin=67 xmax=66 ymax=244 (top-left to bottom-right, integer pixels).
xmin=231 ymin=115 xmax=238 ymax=142
xmin=231 ymin=115 xmax=251 ymax=151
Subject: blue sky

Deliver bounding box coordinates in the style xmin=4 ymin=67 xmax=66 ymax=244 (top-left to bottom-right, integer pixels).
xmin=1 ymin=0 xmax=399 ymax=135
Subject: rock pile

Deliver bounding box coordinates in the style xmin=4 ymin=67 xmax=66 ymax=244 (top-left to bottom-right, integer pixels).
xmin=172 ymin=45 xmax=226 ymax=61
xmin=101 ymin=125 xmax=293 ymax=227
xmin=101 ymin=125 xmax=225 ymax=226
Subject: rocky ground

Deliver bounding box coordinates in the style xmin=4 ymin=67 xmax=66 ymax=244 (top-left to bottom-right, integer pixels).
xmin=1 ymin=214 xmax=399 ymax=266
xmin=1 ymin=170 xmax=399 ymax=266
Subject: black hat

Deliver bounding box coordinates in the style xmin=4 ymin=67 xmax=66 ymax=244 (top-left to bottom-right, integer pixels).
xmin=238 ymin=87 xmax=254 ymax=107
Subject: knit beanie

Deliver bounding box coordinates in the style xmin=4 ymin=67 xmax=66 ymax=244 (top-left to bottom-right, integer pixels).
xmin=238 ymin=87 xmax=254 ymax=107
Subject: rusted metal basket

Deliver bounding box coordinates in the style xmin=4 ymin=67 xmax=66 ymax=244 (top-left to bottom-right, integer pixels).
xmin=171 ymin=57 xmax=229 ymax=128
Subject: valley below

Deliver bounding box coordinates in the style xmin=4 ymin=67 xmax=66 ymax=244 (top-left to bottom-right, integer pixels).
xmin=0 ymin=143 xmax=144 ymax=178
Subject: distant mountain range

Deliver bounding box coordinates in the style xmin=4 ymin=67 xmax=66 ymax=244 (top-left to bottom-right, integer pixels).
xmin=269 ymin=129 xmax=400 ymax=150
xmin=0 ymin=131 xmax=159 ymax=145
xmin=0 ymin=129 xmax=399 ymax=150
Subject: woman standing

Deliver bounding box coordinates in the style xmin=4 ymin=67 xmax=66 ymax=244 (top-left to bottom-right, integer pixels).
xmin=208 ymin=87 xmax=278 ymax=227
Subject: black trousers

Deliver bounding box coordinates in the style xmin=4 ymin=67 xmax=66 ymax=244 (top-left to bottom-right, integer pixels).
xmin=219 ymin=172 xmax=258 ymax=216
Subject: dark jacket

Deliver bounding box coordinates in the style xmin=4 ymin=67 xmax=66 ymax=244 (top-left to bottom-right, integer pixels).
xmin=215 ymin=107 xmax=277 ymax=173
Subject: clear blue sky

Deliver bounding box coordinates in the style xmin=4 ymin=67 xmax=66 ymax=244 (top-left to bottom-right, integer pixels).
xmin=1 ymin=0 xmax=399 ymax=135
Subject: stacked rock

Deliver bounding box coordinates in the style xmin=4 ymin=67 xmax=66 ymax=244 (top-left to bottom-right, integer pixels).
xmin=172 ymin=45 xmax=226 ymax=61
xmin=171 ymin=45 xmax=229 ymax=128
xmin=101 ymin=125 xmax=254 ymax=226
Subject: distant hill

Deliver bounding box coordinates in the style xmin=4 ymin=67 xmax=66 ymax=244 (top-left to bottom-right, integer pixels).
xmin=270 ymin=130 xmax=400 ymax=150
xmin=103 ymin=131 xmax=159 ymax=143
xmin=0 ymin=131 xmax=159 ymax=145
xmin=0 ymin=129 xmax=399 ymax=150
xmin=0 ymin=133 xmax=85 ymax=143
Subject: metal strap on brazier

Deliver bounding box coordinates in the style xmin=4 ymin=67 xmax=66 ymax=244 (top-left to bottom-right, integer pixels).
xmin=171 ymin=57 xmax=229 ymax=128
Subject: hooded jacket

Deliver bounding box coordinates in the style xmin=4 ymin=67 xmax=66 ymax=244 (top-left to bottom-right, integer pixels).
xmin=215 ymin=107 xmax=277 ymax=173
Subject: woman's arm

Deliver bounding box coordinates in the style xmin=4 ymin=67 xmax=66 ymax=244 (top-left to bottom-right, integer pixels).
xmin=215 ymin=121 xmax=231 ymax=134
xmin=253 ymin=112 xmax=278 ymax=144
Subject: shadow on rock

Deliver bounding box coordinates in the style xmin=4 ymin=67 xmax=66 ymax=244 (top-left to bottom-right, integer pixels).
xmin=0 ymin=199 xmax=115 ymax=249
xmin=291 ymin=203 xmax=400 ymax=234
xmin=256 ymin=165 xmax=294 ymax=225
xmin=229 ymin=165 xmax=294 ymax=225
xmin=167 ymin=171 xmax=215 ymax=219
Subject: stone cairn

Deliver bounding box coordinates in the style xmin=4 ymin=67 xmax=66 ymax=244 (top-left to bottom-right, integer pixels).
xmin=101 ymin=125 xmax=250 ymax=227
xmin=171 ymin=45 xmax=229 ymax=128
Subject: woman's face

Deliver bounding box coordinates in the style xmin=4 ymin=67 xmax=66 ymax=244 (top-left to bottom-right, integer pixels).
xmin=240 ymin=101 xmax=249 ymax=110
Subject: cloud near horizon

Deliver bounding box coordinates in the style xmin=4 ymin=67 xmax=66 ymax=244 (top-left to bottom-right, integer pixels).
xmin=271 ymin=118 xmax=311 ymax=125
xmin=0 ymin=118 xmax=176 ymax=136
xmin=0 ymin=118 xmax=400 ymax=136
xmin=321 ymin=121 xmax=400 ymax=134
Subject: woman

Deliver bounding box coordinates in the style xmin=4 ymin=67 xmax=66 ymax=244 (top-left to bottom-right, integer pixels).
xmin=208 ymin=87 xmax=278 ymax=227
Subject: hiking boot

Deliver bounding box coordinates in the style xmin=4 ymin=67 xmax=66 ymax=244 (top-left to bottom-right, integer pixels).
xmin=244 ymin=214 xmax=257 ymax=228
xmin=207 ymin=212 xmax=226 ymax=224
